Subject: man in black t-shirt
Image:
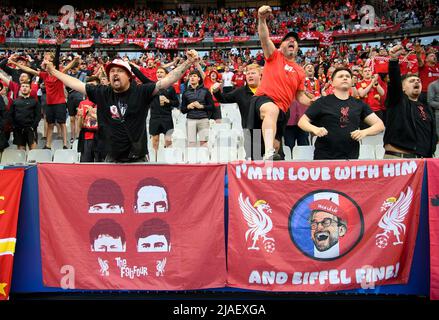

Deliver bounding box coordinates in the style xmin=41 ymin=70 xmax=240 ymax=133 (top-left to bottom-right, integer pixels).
xmin=298 ymin=67 xmax=385 ymax=160
xmin=43 ymin=50 xmax=199 ymax=162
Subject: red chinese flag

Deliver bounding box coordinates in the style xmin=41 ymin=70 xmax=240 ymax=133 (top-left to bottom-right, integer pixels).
xmin=39 ymin=164 xmax=226 ymax=290
xmin=427 ymin=159 xmax=439 ymax=300
xmin=0 ymin=169 xmax=25 ymax=300
xmin=227 ymin=160 xmax=423 ymax=292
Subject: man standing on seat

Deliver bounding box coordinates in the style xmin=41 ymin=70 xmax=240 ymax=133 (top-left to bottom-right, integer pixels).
xmin=250 ymin=5 xmax=315 ymax=160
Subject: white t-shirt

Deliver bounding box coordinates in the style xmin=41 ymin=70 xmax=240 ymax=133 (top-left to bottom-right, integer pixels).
xmin=222 ymin=71 xmax=234 ymax=87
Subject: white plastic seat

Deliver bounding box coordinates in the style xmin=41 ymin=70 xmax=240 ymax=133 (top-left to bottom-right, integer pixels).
xmin=53 ymin=149 xmax=80 ymax=163
xmin=210 ymin=146 xmax=238 ymax=163
xmin=186 ymin=147 xmax=210 ymax=164
xmin=0 ymin=149 xmax=27 ymax=164
xmin=71 ymin=139 xmax=79 ymax=151
xmin=361 ymin=134 xmax=384 ymax=146
xmin=27 ymin=149 xmax=53 ymax=163
xmin=51 ymin=140 xmax=65 ymax=152
xmin=283 ymin=146 xmax=292 ymax=160
xmin=375 ymin=145 xmax=386 ymax=160
xmin=359 ymin=144 xmax=376 ymax=160
xmin=157 ymin=147 xmax=184 ymax=164
xmin=292 ymin=146 xmax=315 ymax=160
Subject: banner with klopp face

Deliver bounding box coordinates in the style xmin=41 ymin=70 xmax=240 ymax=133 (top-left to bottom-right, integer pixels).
xmin=39 ymin=164 xmax=226 ymax=290
xmin=227 ymin=160 xmax=424 ymax=292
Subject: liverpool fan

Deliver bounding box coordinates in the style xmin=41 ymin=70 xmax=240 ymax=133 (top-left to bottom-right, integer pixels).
xmin=249 ymin=5 xmax=315 ymax=161
xmin=416 ymin=44 xmax=439 ymax=106
xmin=298 ymin=67 xmax=384 ymax=160
xmin=44 ymin=50 xmax=200 ymax=162
xmin=9 ymin=82 xmax=41 ymax=150
xmin=383 ymin=45 xmax=437 ymax=159
xmin=357 ymin=66 xmax=385 ymax=121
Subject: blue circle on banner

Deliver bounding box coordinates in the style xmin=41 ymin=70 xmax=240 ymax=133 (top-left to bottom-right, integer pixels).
xmin=288 ymin=190 xmax=364 ymax=261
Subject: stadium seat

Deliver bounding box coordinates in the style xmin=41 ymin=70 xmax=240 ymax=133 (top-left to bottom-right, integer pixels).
xmin=292 ymin=146 xmax=315 ymax=160
xmin=71 ymin=139 xmax=79 ymax=151
xmin=359 ymin=144 xmax=376 ymax=160
xmin=283 ymin=146 xmax=292 ymax=160
xmin=361 ymin=134 xmax=384 ymax=146
xmin=27 ymin=149 xmax=53 ymax=163
xmin=53 ymin=149 xmax=80 ymax=163
xmin=0 ymin=149 xmax=27 ymax=164
xmin=375 ymin=145 xmax=386 ymax=160
xmin=186 ymin=147 xmax=210 ymax=164
xmin=157 ymin=147 xmax=184 ymax=164
xmin=51 ymin=140 xmax=65 ymax=152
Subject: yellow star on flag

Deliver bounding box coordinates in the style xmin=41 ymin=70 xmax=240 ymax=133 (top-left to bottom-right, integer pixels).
xmin=0 ymin=283 xmax=7 ymax=296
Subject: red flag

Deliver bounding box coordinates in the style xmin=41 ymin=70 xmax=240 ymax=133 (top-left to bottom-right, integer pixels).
xmin=319 ymin=32 xmax=334 ymax=47
xmin=70 ymin=38 xmax=94 ymax=49
xmin=233 ymin=36 xmax=250 ymax=43
xmin=428 ymin=159 xmax=439 ymax=300
xmin=372 ymin=56 xmax=390 ymax=74
xmin=37 ymin=38 xmax=57 ymax=45
xmin=299 ymin=31 xmax=320 ymax=40
xmin=270 ymin=36 xmax=283 ymax=44
xmin=227 ymin=160 xmax=423 ymax=292
xmin=39 ymin=164 xmax=226 ymax=290
xmin=0 ymin=169 xmax=25 ymax=300
xmin=213 ymin=36 xmax=231 ymax=43
xmin=155 ymin=38 xmax=179 ymax=50
xmin=180 ymin=37 xmax=203 ymax=44
xmin=100 ymin=38 xmax=125 ymax=45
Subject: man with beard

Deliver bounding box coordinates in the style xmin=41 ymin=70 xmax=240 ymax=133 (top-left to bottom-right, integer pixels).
xmin=249 ymin=5 xmax=314 ymax=160
xmin=384 ymin=45 xmax=437 ymax=158
xmin=44 ymin=50 xmax=200 ymax=162
xmin=308 ymin=199 xmax=348 ymax=259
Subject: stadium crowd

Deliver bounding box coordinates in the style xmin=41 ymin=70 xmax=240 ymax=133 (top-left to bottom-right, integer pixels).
xmin=0 ymin=0 xmax=438 ymax=40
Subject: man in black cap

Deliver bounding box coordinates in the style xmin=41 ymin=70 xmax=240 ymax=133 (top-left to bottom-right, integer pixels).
xmin=249 ymin=6 xmax=315 ymax=160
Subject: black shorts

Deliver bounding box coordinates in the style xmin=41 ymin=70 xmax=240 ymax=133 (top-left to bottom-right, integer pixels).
xmin=46 ymin=104 xmax=67 ymax=124
xmin=248 ymin=95 xmax=289 ymax=141
xmin=149 ymin=118 xmax=174 ymax=136
xmin=13 ymin=127 xmax=38 ymax=147
xmin=67 ymin=96 xmax=82 ymax=117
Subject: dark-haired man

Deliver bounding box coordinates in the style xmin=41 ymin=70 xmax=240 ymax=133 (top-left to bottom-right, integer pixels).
xmin=298 ymin=67 xmax=384 ymax=160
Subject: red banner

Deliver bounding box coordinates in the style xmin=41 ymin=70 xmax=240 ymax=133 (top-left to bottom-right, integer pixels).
xmin=372 ymin=56 xmax=390 ymax=74
xmin=39 ymin=164 xmax=226 ymax=290
xmin=180 ymin=37 xmax=203 ymax=44
xmin=155 ymin=38 xmax=179 ymax=50
xmin=319 ymin=32 xmax=334 ymax=47
xmin=100 ymin=38 xmax=125 ymax=45
xmin=213 ymin=36 xmax=231 ymax=43
xmin=0 ymin=169 xmax=25 ymax=300
xmin=227 ymin=160 xmax=423 ymax=292
xmin=70 ymin=38 xmax=94 ymax=49
xmin=127 ymin=38 xmax=150 ymax=49
xmin=270 ymin=36 xmax=283 ymax=44
xmin=428 ymin=159 xmax=439 ymax=300
xmin=299 ymin=31 xmax=320 ymax=40
xmin=37 ymin=38 xmax=57 ymax=45
xmin=233 ymin=36 xmax=251 ymax=43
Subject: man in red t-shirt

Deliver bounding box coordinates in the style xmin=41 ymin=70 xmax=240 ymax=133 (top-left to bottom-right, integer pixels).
xmin=357 ymin=66 xmax=385 ymax=121
xmin=251 ymin=6 xmax=314 ymax=160
xmin=232 ymin=65 xmax=246 ymax=88
xmin=416 ymin=45 xmax=439 ymax=105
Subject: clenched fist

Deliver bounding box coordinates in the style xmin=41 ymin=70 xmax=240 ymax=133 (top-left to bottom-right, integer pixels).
xmin=389 ymin=44 xmax=404 ymax=59
xmin=258 ymin=5 xmax=272 ymax=19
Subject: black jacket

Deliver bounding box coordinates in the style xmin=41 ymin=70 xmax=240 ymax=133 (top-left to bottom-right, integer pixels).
xmin=181 ymin=84 xmax=215 ymax=119
xmin=384 ymin=60 xmax=437 ymax=156
xmin=149 ymin=87 xmax=179 ymax=118
xmin=10 ymin=96 xmax=41 ymax=129
xmin=213 ymin=85 xmax=254 ymax=128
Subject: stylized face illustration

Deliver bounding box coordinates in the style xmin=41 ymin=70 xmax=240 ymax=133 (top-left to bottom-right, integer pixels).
xmin=135 ymin=186 xmax=168 ymax=213
xmin=92 ymin=235 xmax=126 ymax=252
xmin=310 ymin=211 xmax=346 ymax=252
xmin=137 ymin=235 xmax=170 ymax=252
xmin=89 ymin=203 xmax=124 ymax=214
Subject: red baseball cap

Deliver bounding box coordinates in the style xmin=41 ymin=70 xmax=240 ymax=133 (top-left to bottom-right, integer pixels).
xmin=309 ymin=199 xmax=348 ymax=225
